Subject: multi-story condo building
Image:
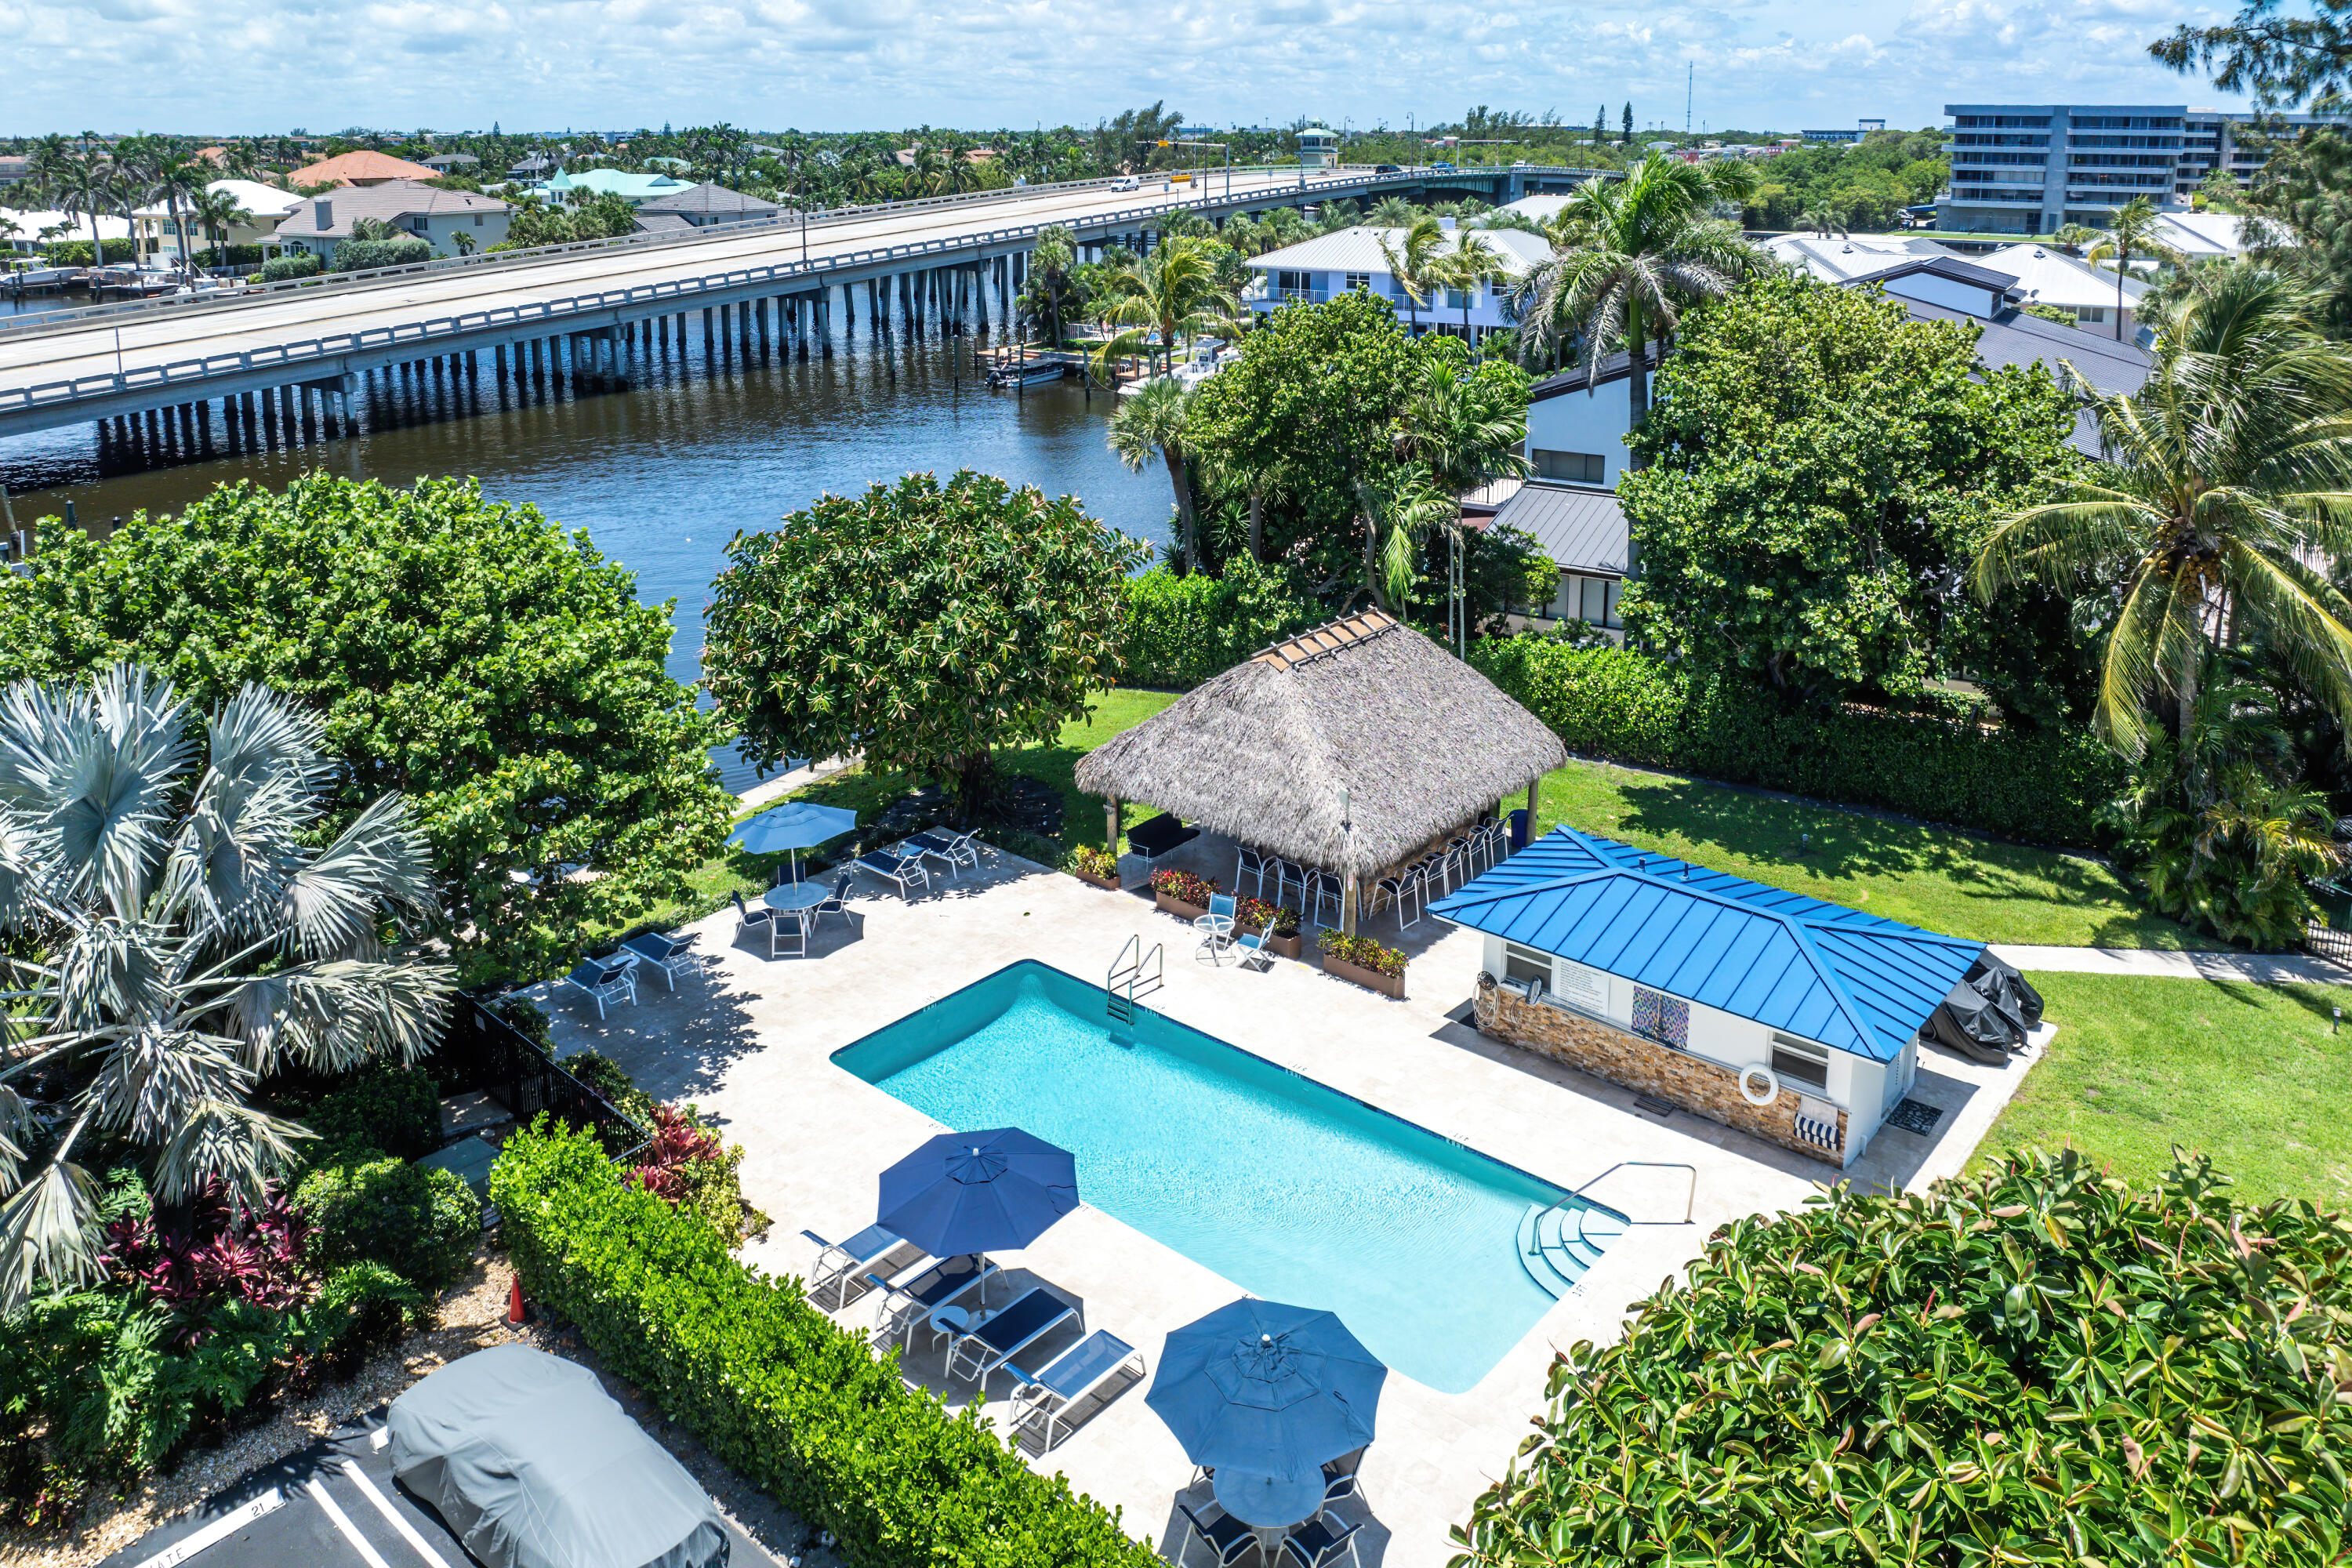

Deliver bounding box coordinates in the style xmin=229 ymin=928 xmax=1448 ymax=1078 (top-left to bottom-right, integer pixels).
xmin=2176 ymin=109 xmax=2349 ymax=199
xmin=1941 ymin=105 xmax=2184 ymax=234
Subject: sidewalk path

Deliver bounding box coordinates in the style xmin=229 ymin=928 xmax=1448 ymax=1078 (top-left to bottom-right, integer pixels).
xmin=1991 ymin=944 xmax=2352 ymax=985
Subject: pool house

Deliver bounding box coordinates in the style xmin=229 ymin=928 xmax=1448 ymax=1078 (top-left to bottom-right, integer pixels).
xmin=1430 ymin=827 xmax=1987 ymax=1166
xmin=1073 ymin=610 xmax=1566 ymax=932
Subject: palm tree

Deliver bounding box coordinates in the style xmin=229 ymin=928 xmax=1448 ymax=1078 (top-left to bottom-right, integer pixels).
xmin=53 ymin=152 xmax=119 ymax=268
xmin=1972 ymin=264 xmax=2352 ymax=757
xmin=1511 ymin=154 xmax=1765 ymax=466
xmin=1377 ymin=214 xmax=1447 ymax=335
xmin=1385 ymin=352 xmax=1533 ymax=641
xmin=1432 ymin=230 xmax=1508 ymax=346
xmin=147 ymin=152 xmax=209 ymax=274
xmin=1366 ymin=195 xmax=1419 ymax=227
xmin=188 ymin=186 xmax=252 ymax=269
xmin=1798 ymin=203 xmax=1843 ymax=238
xmin=1022 ymin=224 xmax=1078 ymax=348
xmin=1256 ymin=205 xmax=1309 ymax=252
xmin=1107 ymin=376 xmax=1204 ymax=573
xmin=2084 ymin=197 xmax=2187 ymax=342
xmin=0 ymin=666 xmax=449 ymax=1307
xmin=1089 ymin=234 xmax=1243 ymax=382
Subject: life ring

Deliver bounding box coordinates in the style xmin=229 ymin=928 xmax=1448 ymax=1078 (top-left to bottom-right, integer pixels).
xmin=1740 ymin=1063 xmax=1780 ymax=1105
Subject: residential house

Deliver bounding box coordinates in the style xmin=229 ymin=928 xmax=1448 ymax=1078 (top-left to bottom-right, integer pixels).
xmin=286 ymin=150 xmax=442 ymax=187
xmin=3 ymin=209 xmax=132 ymax=256
xmin=535 ymin=168 xmax=695 ymax=207
xmin=0 ymin=157 xmax=31 ymax=191
xmin=1243 ymin=221 xmax=1551 ymax=346
xmin=633 ymin=182 xmax=779 ymax=228
xmin=1978 ymin=241 xmax=2150 ymax=335
xmin=1761 ymin=231 xmax=1965 ymax=281
xmin=1433 ymin=826 xmax=1983 ymax=1167
xmin=508 ymin=154 xmax=557 ymax=180
xmin=273 ymin=181 xmax=511 ymax=260
xmin=2147 ymin=208 xmax=2289 ymax=259
xmin=129 ymin=178 xmax=303 ymax=262
xmin=423 ymin=153 xmax=480 ymax=172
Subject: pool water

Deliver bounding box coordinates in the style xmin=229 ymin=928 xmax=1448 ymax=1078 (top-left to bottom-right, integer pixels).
xmin=832 ymin=960 xmax=1607 ymax=1392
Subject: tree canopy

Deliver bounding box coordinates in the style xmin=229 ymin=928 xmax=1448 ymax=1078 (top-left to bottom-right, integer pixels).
xmin=1621 ymin=275 xmax=2086 ymax=717
xmin=0 ymin=475 xmax=731 ymax=982
xmin=702 ymin=470 xmax=1146 ymax=812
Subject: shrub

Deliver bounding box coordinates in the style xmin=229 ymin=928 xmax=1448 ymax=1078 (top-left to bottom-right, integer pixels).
xmin=1317 ymin=928 xmax=1405 ymax=975
xmin=43 ymin=238 xmax=136 ymax=265
xmin=1453 ymin=1149 xmax=2352 ymax=1567
xmin=103 ymin=1178 xmax=309 ymax=1318
xmin=1235 ymin=895 xmax=1299 ymax=936
xmin=1472 ymin=635 xmax=2125 ymax=848
xmin=328 ymin=234 xmax=433 ymax=273
xmin=1149 ymin=866 xmax=1218 ymax=906
xmin=1067 ymin=842 xmax=1120 ymax=880
xmin=192 ymin=244 xmax=265 ymax=268
xmin=260 ymin=252 xmax=321 ymax=281
xmin=564 ymin=1049 xmax=655 ymax=1123
xmin=303 ymin=1062 xmax=443 ymax=1163
xmin=1118 ymin=556 xmax=1324 ymax=688
xmin=628 ymin=1104 xmax=768 ymax=1246
xmin=493 ymin=993 xmax=556 ymax=1051
xmin=491 ymin=1122 xmax=1157 ymax=1568
xmin=296 ymin=1156 xmax=481 ymax=1294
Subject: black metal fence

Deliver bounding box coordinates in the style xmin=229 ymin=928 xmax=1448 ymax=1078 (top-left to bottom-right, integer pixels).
xmin=2302 ymin=924 xmax=2352 ymax=967
xmin=430 ymin=993 xmax=651 ymax=1160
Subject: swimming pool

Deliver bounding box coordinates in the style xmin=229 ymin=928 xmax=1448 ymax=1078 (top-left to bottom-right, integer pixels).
xmin=831 ymin=960 xmax=1615 ymax=1393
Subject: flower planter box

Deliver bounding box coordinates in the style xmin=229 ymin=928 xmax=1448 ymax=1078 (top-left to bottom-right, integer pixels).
xmin=1321 ymin=951 xmax=1406 ymax=1000
xmin=1263 ymin=932 xmax=1304 ymax=960
xmin=1156 ymin=891 xmax=1210 ymax=922
xmin=1073 ymin=867 xmax=1123 ymax=891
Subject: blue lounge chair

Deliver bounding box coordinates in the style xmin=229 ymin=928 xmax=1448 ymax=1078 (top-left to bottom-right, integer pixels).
xmin=945 ymin=1286 xmax=1080 ymax=1383
xmin=906 ymin=829 xmax=978 ymax=879
xmin=561 ymin=956 xmax=636 ymax=1019
xmin=800 ymin=1223 xmax=920 ymax=1310
xmin=1176 ymin=1498 xmax=1258 ymax=1568
xmin=619 ymin=929 xmax=695 ymax=990
xmin=1006 ymin=1330 xmax=1145 ymax=1450
xmin=857 ymin=848 xmax=929 ymax=902
xmin=866 ymin=1254 xmax=1000 ymax=1348
xmin=1280 ymin=1514 xmax=1364 ymax=1568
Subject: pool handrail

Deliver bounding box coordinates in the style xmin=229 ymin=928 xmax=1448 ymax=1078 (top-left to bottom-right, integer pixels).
xmin=1563 ymin=1160 xmax=1697 ymax=1225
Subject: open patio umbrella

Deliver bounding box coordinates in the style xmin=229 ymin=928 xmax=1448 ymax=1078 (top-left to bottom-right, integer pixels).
xmin=1147 ymin=1299 xmax=1385 ymax=1488
xmin=725 ymin=800 xmax=858 ymax=883
xmin=877 ymin=1128 xmax=1080 ymax=1303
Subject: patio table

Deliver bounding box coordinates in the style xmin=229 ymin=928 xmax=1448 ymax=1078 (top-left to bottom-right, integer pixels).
xmin=1193 ymin=910 xmax=1236 ymax=965
xmin=1212 ymin=1468 xmax=1327 ymax=1554
xmin=764 ymin=881 xmax=830 ymax=913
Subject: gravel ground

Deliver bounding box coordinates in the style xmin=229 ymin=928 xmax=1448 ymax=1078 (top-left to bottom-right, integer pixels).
xmin=0 ymin=1247 xmax=840 ymax=1568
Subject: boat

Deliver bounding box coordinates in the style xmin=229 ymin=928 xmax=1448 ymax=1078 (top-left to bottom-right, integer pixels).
xmin=987 ymin=358 xmax=1067 ymax=389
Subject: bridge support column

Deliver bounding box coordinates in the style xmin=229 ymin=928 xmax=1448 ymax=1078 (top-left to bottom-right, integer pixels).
xmin=702 ymin=307 xmax=714 ymax=361
xmin=819 ymin=289 xmax=833 ymax=357
xmin=756 ymin=296 xmax=771 ymax=357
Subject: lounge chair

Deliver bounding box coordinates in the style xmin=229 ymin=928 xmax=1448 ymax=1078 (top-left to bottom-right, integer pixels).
xmin=561 ymin=956 xmax=636 ymax=1019
xmin=1126 ymin=813 xmax=1200 ymax=877
xmin=619 ymin=929 xmax=695 ymax=990
xmin=857 ymin=848 xmax=929 ymax=902
xmin=1005 ymin=1330 xmax=1145 ymax=1450
xmin=866 ymin=1254 xmax=1000 ymax=1348
xmin=944 ymin=1285 xmax=1080 ymax=1384
xmin=800 ymin=1223 xmax=920 ymax=1310
xmin=1280 ymin=1515 xmax=1364 ymax=1568
xmin=1233 ymin=907 xmax=1283 ymax=971
xmin=1176 ymin=1499 xmax=1259 ymax=1568
xmin=906 ymin=829 xmax=978 ymax=879
xmin=808 ymin=870 xmax=855 ymax=930
xmin=732 ymin=891 xmax=789 ymax=957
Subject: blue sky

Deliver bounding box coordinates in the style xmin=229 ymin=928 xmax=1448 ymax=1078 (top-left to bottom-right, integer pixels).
xmin=0 ymin=0 xmax=2255 ymax=136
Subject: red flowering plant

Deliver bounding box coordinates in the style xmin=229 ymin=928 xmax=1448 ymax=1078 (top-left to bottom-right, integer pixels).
xmin=626 ymin=1104 xmax=768 ymax=1244
xmin=627 ymin=1104 xmax=722 ymax=1203
xmin=1234 ymin=897 xmax=1301 ymax=937
xmin=1149 ymin=868 xmax=1219 ymax=907
xmin=103 ymin=1176 xmax=311 ymax=1333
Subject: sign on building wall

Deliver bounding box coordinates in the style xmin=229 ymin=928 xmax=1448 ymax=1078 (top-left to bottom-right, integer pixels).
xmin=1553 ymin=959 xmax=1608 ymax=1013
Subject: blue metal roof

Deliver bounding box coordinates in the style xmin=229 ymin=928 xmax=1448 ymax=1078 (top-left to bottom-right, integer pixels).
xmin=1428 ymin=827 xmax=1984 ymax=1062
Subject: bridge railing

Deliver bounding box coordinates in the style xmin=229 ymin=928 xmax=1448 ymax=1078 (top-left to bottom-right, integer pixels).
xmin=0 ymin=166 xmax=1409 ymax=346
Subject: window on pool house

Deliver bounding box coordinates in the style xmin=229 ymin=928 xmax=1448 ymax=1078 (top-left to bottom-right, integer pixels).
xmin=1502 ymin=942 xmax=1551 ymax=992
xmin=1631 ymin=987 xmax=1689 ymax=1050
xmin=1345 ymin=272 xmax=1372 ymax=292
xmin=1769 ymin=1033 xmax=1831 ymax=1091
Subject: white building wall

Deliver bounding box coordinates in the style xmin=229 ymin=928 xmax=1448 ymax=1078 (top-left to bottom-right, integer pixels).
xmin=1525 ymin=389 xmax=1635 ymax=489
xmin=1878 ymin=273 xmax=2006 ymax=317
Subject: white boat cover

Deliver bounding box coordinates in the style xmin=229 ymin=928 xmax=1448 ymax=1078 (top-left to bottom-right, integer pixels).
xmin=389 ymin=1344 xmax=728 ymax=1568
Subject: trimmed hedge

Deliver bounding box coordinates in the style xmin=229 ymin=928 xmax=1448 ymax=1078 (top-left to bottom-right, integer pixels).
xmin=260 ymin=252 xmax=321 ymax=281
xmin=1473 ymin=636 xmax=2125 ymax=848
xmin=1119 ymin=557 xmax=1323 ymax=689
xmin=328 ymin=235 xmax=432 ymax=273
xmin=490 ymin=1122 xmax=1157 ymax=1568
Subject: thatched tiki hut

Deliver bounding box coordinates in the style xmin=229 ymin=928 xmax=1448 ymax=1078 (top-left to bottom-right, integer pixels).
xmin=1076 ymin=611 xmax=1568 ymax=931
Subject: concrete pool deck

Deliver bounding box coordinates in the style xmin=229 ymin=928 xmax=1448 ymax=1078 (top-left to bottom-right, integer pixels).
xmin=523 ymin=837 xmax=2034 ymax=1567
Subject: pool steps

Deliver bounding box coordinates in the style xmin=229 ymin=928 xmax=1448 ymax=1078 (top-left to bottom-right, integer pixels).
xmin=1514 ymin=1202 xmax=1628 ymax=1298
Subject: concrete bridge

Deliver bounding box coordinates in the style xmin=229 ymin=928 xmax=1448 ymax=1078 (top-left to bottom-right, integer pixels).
xmin=0 ymin=163 xmax=1587 ymax=445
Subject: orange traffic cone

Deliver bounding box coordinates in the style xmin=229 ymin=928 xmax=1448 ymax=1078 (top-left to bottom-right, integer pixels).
xmin=507 ymin=1275 xmax=526 ymax=1325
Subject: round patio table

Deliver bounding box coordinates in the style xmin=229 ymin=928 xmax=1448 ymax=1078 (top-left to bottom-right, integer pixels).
xmin=764 ymin=881 xmax=829 ymax=913
xmin=1213 ymin=1467 xmax=1326 ymax=1554
xmin=1193 ymin=910 xmax=1236 ymax=964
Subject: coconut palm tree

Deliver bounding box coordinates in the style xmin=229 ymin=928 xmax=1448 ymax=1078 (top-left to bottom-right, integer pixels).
xmin=53 ymin=152 xmax=120 ymax=268
xmin=1377 ymin=214 xmax=1447 ymax=335
xmin=1107 ymin=376 xmax=1203 ymax=573
xmin=2083 ymin=196 xmax=2187 ymax=342
xmin=147 ymin=151 xmax=209 ymax=273
xmin=1021 ymin=224 xmax=1079 ymax=348
xmin=0 ymin=666 xmax=449 ymax=1307
xmin=1255 ymin=205 xmax=1309 ymax=252
xmin=1511 ymin=154 xmax=1765 ymax=465
xmin=1089 ymin=234 xmax=1243 ymax=382
xmin=1798 ymin=203 xmax=1844 ymax=238
xmin=1384 ymin=350 xmax=1532 ymax=639
xmin=1432 ymin=229 xmax=1508 ymax=345
xmin=188 ymin=186 xmax=252 ymax=269
xmin=1366 ymin=195 xmax=1420 ymax=227
xmin=1972 ymin=264 xmax=2352 ymax=757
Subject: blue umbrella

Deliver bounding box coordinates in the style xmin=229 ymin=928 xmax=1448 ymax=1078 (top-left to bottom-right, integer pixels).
xmin=1147 ymin=1299 xmax=1385 ymax=1479
xmin=877 ymin=1128 xmax=1080 ymax=1302
xmin=726 ymin=800 xmax=858 ymax=882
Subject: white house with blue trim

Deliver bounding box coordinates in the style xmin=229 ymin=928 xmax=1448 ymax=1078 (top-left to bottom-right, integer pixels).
xmin=1430 ymin=827 xmax=1985 ymax=1165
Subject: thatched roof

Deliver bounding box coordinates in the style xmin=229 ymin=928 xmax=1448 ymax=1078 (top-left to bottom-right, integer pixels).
xmin=1076 ymin=611 xmax=1568 ymax=880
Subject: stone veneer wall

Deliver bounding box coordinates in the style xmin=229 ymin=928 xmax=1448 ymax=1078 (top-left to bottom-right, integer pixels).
xmin=1473 ymin=975 xmax=1849 ymax=1167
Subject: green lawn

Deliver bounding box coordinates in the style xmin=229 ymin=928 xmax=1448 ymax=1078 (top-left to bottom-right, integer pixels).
xmin=1532 ymin=758 xmax=2199 ymax=950
xmin=1978 ymin=971 xmax=2352 ymax=1207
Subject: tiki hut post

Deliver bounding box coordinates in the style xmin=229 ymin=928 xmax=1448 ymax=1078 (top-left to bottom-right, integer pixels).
xmin=1342 ymin=873 xmax=1360 ymax=935
xmin=1104 ymin=796 xmax=1123 ymax=851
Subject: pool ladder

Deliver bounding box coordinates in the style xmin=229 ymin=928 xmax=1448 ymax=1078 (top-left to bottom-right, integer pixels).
xmin=1108 ymin=935 xmax=1163 ymax=1028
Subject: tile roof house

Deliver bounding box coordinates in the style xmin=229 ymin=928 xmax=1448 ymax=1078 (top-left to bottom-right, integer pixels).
xmin=287 ymin=151 xmax=442 ymax=187
xmin=274 ymin=181 xmax=511 ymax=260
xmin=1432 ymin=827 xmax=1984 ymax=1165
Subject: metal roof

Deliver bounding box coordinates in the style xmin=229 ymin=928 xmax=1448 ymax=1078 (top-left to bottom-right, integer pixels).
xmin=1430 ymin=826 xmax=1983 ymax=1062
xmin=1485 ymin=484 xmax=1628 ymax=575
xmin=1243 ymin=225 xmax=1551 ymax=277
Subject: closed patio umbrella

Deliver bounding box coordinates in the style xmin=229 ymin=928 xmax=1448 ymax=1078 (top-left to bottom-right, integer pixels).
xmin=877 ymin=1127 xmax=1080 ymax=1303
xmin=1147 ymin=1298 xmax=1385 ymax=1506
xmin=726 ymin=800 xmax=858 ymax=883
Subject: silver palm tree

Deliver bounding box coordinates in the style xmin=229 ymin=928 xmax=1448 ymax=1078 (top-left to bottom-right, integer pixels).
xmin=0 ymin=666 xmax=449 ymax=1307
